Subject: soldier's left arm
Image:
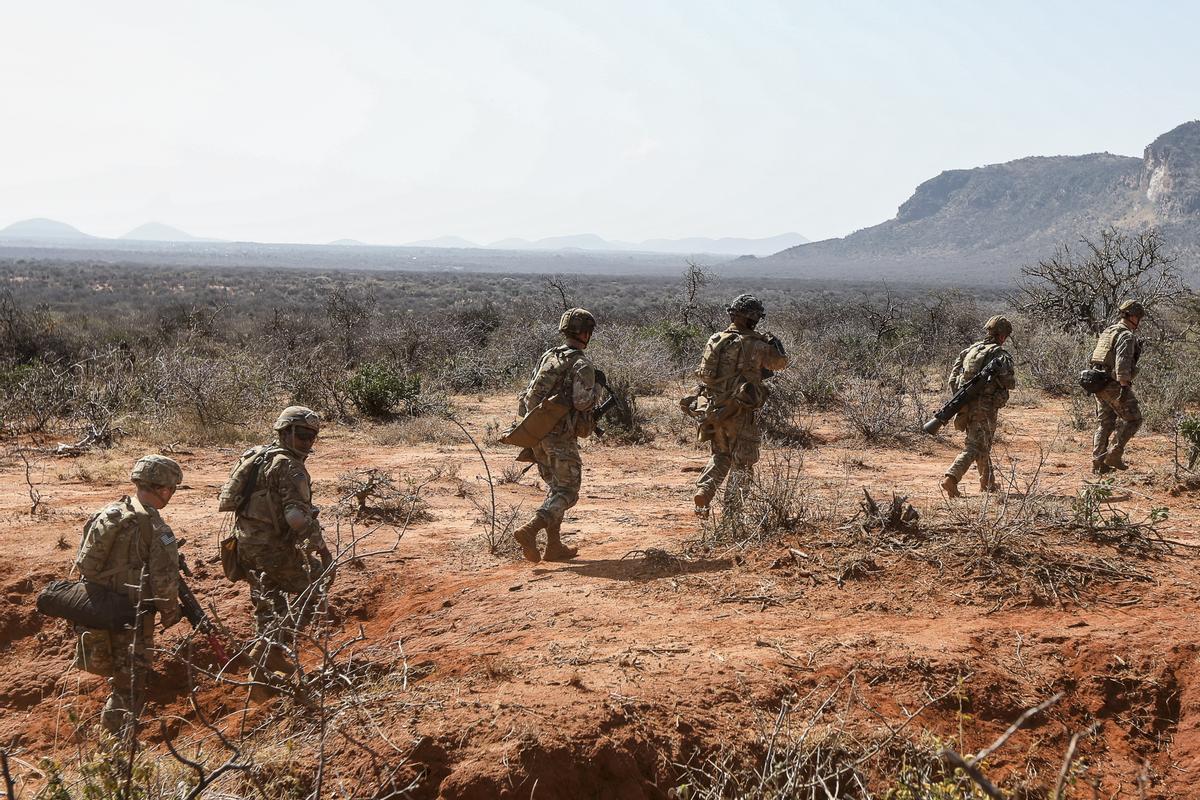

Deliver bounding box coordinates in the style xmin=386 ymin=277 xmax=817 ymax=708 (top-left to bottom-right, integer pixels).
xmin=146 ymin=521 xmax=182 ymax=626
xmin=1114 ymin=331 xmax=1136 ymax=384
xmin=996 ymin=350 xmax=1017 ymax=390
xmin=571 ymin=359 xmax=598 ymax=411
xmin=760 ymin=333 xmax=789 ymax=371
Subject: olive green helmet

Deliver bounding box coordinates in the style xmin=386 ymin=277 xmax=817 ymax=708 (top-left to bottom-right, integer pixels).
xmin=984 ymin=315 xmax=1013 ymax=337
xmin=727 ymin=294 xmax=766 ymax=318
xmin=130 ymin=455 xmax=183 ymax=488
xmin=1119 ymin=299 xmax=1146 ymax=318
xmin=559 ymin=308 xmax=596 ymax=337
xmin=273 ymin=405 xmax=321 ymax=433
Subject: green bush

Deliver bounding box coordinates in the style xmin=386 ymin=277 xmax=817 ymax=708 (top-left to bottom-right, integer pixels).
xmin=346 ymin=362 xmax=422 ymax=419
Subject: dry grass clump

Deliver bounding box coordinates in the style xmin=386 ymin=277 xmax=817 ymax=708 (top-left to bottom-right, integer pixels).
xmin=670 ymin=671 xmax=1089 ymax=799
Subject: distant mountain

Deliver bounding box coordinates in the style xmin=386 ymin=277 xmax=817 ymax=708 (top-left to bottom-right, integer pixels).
xmin=751 ymin=121 xmax=1200 ymax=282
xmin=0 ymin=217 xmax=92 ymax=240
xmin=404 ymin=235 xmax=478 ymax=248
xmin=122 ymin=222 xmax=214 ymax=242
xmin=328 ymin=238 xmax=369 ymax=246
xmin=484 ymin=232 xmax=808 ymax=255
xmin=631 ymin=233 xmax=808 ymax=256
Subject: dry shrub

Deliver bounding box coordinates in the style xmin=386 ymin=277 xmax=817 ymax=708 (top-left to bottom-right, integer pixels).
xmin=367 ymin=415 xmax=457 ymax=446
xmin=145 ymin=344 xmax=276 ymax=439
xmin=333 ymin=468 xmax=431 ymax=524
xmin=1020 ymin=324 xmax=1092 ymax=397
xmin=758 ymin=369 xmax=821 ymax=448
xmin=841 ymin=378 xmax=912 ymax=444
xmin=704 ymin=452 xmax=808 ymax=548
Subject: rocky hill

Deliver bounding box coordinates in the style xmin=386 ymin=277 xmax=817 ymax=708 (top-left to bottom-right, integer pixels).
xmin=751 ymin=121 xmax=1200 ymax=283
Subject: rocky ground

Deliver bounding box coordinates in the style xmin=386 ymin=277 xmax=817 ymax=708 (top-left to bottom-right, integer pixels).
xmin=1 ymin=392 xmax=1198 ymax=798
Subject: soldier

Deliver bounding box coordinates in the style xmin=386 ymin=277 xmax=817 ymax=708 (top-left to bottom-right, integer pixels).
xmin=940 ymin=316 xmax=1016 ymax=497
xmin=74 ymin=455 xmax=183 ymax=734
xmin=691 ymin=294 xmax=789 ymax=516
xmin=511 ymin=308 xmax=601 ymax=563
xmin=1091 ymin=300 xmax=1146 ymax=474
xmin=232 ymin=406 xmax=332 ymax=689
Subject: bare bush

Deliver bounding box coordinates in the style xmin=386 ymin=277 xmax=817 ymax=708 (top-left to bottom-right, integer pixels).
xmin=1013 ymin=227 xmax=1190 ymax=334
xmin=1019 ymin=324 xmax=1092 ymax=397
xmin=145 ymin=345 xmax=276 ymax=438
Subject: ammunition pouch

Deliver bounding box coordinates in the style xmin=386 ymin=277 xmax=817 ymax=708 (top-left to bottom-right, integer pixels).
xmin=220 ymin=534 xmax=244 ymax=583
xmin=733 ymin=380 xmax=768 ymax=410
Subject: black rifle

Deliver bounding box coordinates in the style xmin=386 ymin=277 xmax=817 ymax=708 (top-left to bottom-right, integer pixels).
xmin=177 ymin=555 xmax=231 ymax=663
xmin=922 ymin=351 xmax=1004 ymax=435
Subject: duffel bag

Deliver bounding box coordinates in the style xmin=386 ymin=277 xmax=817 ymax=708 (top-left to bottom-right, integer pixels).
xmin=36 ymin=579 xmax=137 ymax=630
xmin=1078 ymin=367 xmax=1109 ymax=395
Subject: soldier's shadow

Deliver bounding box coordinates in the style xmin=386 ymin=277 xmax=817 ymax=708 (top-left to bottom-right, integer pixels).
xmin=535 ymin=555 xmax=733 ymax=583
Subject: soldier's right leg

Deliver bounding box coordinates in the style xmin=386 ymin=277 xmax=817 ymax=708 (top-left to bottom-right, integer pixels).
xmin=1092 ymin=389 xmax=1118 ymax=471
xmin=972 ymin=416 xmax=998 ymax=491
xmin=1106 ymin=389 xmax=1143 ymax=469
xmin=725 ymin=415 xmax=761 ymax=507
xmin=247 ymin=569 xmax=296 ymax=677
xmin=102 ymin=617 xmax=152 ymax=734
xmin=944 ymin=413 xmax=984 ymax=497
xmin=539 ymin=437 xmax=582 ymax=561
xmin=695 ymin=422 xmax=736 ymax=513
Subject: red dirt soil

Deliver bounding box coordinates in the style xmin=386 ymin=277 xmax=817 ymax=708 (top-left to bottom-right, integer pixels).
xmin=1 ymin=394 xmax=1198 ymax=798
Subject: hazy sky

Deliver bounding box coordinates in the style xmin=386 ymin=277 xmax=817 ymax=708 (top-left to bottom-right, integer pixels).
xmin=2 ymin=1 xmax=1196 ymax=245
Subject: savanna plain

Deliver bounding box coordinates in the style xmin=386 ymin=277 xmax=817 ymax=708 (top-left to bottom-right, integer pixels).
xmin=1 ymin=251 xmax=1199 ymax=799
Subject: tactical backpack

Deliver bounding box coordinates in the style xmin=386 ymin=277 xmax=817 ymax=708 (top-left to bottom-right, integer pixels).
xmin=38 ymin=502 xmax=148 ymax=630
xmin=216 ymin=444 xmax=279 ymax=583
xmin=218 ymin=445 xmax=277 ymax=513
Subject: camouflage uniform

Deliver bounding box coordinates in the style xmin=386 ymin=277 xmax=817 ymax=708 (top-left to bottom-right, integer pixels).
xmin=233 ymin=438 xmax=326 ymax=656
xmin=943 ymin=334 xmax=1016 ymax=487
xmin=512 ymin=309 xmax=600 ymax=562
xmin=522 ymin=346 xmax=597 ymax=528
xmin=1091 ymin=312 xmax=1143 ymax=470
xmin=74 ymin=457 xmax=182 ymax=734
xmin=693 ymin=296 xmax=789 ymax=508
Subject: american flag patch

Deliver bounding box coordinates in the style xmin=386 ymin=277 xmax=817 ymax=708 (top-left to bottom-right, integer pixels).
xmin=159 ymin=531 xmax=175 ymax=546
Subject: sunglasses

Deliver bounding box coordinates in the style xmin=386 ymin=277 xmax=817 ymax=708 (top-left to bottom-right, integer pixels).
xmin=293 ymin=428 xmax=319 ymax=442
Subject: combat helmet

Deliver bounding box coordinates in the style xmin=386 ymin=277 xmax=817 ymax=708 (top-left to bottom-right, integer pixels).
xmin=984 ymin=315 xmax=1013 ymax=338
xmin=130 ymin=455 xmax=183 ymax=488
xmin=273 ymin=405 xmax=321 ymax=433
xmin=559 ymin=308 xmax=596 ymax=338
xmin=1119 ymin=299 xmax=1146 ymax=318
xmin=727 ymin=294 xmax=766 ymax=318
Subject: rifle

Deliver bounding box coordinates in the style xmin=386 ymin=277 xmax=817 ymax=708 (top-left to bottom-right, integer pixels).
xmin=591 ymin=369 xmax=619 ymax=434
xmin=177 ymin=555 xmax=231 ymax=663
xmin=921 ymin=350 xmax=1005 ymax=435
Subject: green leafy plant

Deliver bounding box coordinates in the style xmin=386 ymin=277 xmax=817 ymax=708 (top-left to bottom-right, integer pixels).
xmin=345 ymin=362 xmax=421 ymax=419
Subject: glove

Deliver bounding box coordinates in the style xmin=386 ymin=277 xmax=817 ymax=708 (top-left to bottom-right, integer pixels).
xmin=767 ymin=333 xmax=786 ymax=356
xmin=593 ymin=368 xmax=607 ymax=387
xmin=161 ymin=605 xmax=183 ymax=629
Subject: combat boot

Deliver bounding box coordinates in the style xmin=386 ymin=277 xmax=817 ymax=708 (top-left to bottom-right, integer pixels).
xmin=542 ymin=520 xmax=578 ymax=561
xmin=940 ymin=476 xmax=962 ymax=498
xmin=1092 ymin=458 xmax=1111 ymax=475
xmin=979 ymin=473 xmax=999 ymax=493
xmin=512 ymin=514 xmax=545 ymax=563
xmin=1104 ymin=454 xmax=1130 ymax=471
xmin=693 ymin=488 xmax=712 ymax=518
